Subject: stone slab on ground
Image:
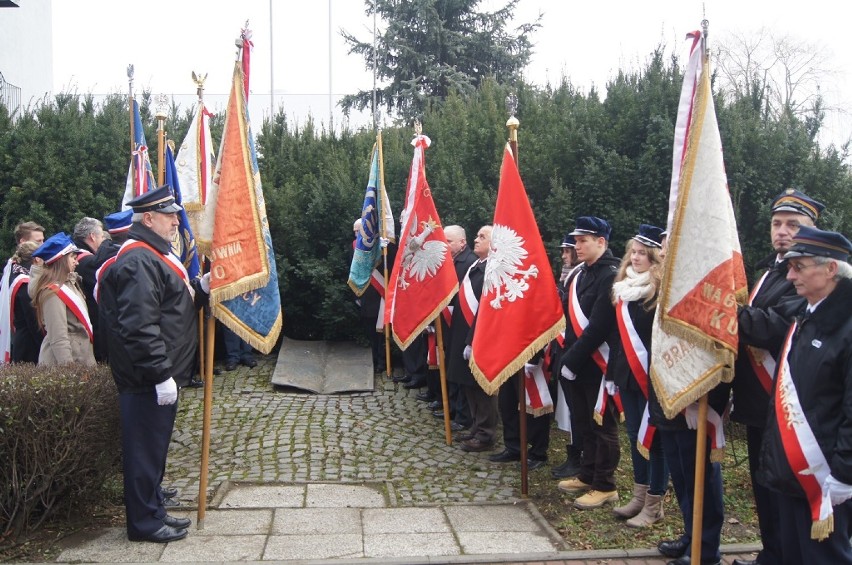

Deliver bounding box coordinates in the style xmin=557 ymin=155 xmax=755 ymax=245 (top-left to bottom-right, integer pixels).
xmin=271 ymin=337 xmax=373 ymax=393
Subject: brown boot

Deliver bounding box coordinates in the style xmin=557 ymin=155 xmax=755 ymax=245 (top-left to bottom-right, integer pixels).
xmin=613 ymin=483 xmax=648 ymax=519
xmin=625 ymin=492 xmax=664 ymax=528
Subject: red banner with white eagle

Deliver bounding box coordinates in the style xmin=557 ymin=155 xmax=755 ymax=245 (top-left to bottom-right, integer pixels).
xmin=469 ymin=145 xmax=566 ymax=395
xmin=384 ymin=135 xmax=458 ymax=350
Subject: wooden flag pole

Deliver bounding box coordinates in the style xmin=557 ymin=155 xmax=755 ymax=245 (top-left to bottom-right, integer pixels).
xmin=435 ymin=319 xmax=452 ymax=445
xmin=127 ymin=65 xmax=136 ymax=196
xmin=506 ymin=94 xmax=529 ymax=496
xmin=155 ymin=94 xmax=167 ymax=186
xmin=197 ymin=307 xmax=216 ymax=529
xmin=690 ymin=394 xmax=710 ymax=564
xmin=194 ymin=76 xmax=208 ymax=382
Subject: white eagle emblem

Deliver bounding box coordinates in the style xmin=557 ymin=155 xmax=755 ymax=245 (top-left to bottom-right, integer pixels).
xmin=398 ymin=213 xmax=447 ymax=289
xmin=484 ymin=224 xmax=538 ymax=308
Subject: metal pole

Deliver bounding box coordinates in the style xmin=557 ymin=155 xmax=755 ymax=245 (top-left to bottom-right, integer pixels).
xmin=328 ymin=0 xmax=333 ymax=132
xmin=269 ymin=0 xmax=274 ymax=118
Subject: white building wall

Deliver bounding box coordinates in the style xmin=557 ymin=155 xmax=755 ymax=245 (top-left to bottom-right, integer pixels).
xmin=0 ymin=0 xmax=53 ymax=113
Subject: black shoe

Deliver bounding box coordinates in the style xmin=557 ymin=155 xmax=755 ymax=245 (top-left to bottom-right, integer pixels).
xmin=658 ymin=537 xmax=689 ymax=558
xmin=403 ymin=379 xmax=426 ymax=389
xmin=185 ymin=378 xmax=203 ymax=388
xmin=163 ymin=497 xmax=181 ymax=508
xmin=427 ymin=400 xmax=442 ymax=410
xmin=392 ymin=374 xmax=411 ymax=384
xmin=732 ymin=560 xmax=759 ymax=565
xmin=161 ymin=486 xmax=178 ymax=499
xmin=129 ymin=524 xmax=188 ymax=543
xmin=489 ymin=449 xmax=520 ymax=463
xmin=550 ymin=455 xmax=582 ymax=479
xmin=432 ymin=409 xmax=453 ymax=419
xmin=450 ymin=421 xmax=466 ymax=432
xmin=666 ymin=557 xmax=720 ymax=565
xmin=526 ymin=458 xmax=547 ymax=471
xmin=455 ymin=432 xmax=475 ymax=442
xmin=213 ymin=367 xmax=222 ymax=376
xmin=241 ymin=358 xmax=257 ymax=368
xmin=460 ymin=438 xmax=494 ymax=453
xmin=224 ymin=362 xmax=237 ymax=372
xmin=415 ymin=391 xmax=434 ymax=402
xmin=163 ymin=515 xmax=191 ymax=529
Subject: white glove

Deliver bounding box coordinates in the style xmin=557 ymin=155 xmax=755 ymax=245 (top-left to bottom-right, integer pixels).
xmin=604 ymin=380 xmax=618 ymax=395
xmin=200 ymin=272 xmax=211 ymax=294
xmin=463 ymin=345 xmax=471 ymax=360
xmin=524 ymin=363 xmax=537 ymax=375
xmin=560 ymin=365 xmax=576 ymax=380
xmin=684 ymin=403 xmax=699 ymax=430
xmin=155 ymin=377 xmax=178 ymax=405
xmin=380 ymin=237 xmax=389 ymax=249
xmin=825 ymin=475 xmax=852 ymax=506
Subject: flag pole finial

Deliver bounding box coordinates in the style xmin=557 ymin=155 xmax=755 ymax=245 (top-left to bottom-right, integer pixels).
xmin=192 ymin=72 xmax=208 ymax=102
xmin=506 ymin=93 xmax=519 ymax=145
xmin=414 ymin=119 xmax=422 ymax=137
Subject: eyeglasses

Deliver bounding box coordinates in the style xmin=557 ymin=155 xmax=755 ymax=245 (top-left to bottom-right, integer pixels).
xmin=787 ymin=260 xmax=822 ymax=273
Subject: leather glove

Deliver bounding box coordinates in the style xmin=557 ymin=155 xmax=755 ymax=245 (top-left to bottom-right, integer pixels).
xmin=825 ymin=474 xmax=852 ymax=506
xmin=155 ymin=377 xmax=178 ymax=405
xmin=604 ymin=380 xmax=618 ymax=395
xmin=200 ymin=272 xmax=211 ymax=294
xmin=560 ymin=365 xmax=576 ymax=380
xmin=684 ymin=403 xmax=699 ymax=430
xmin=463 ymin=345 xmax=471 ymax=361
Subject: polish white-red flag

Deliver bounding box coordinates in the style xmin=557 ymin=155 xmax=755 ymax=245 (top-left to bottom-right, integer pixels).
xmin=651 ymin=30 xmax=747 ymax=418
xmin=384 ymin=135 xmax=458 ymax=349
xmin=470 ymin=145 xmax=566 ymax=395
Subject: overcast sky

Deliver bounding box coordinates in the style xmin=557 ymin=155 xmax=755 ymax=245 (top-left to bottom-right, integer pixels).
xmin=52 ymin=0 xmax=850 ymax=145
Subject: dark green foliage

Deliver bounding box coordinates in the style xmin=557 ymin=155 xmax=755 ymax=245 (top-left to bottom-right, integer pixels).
xmin=340 ymin=0 xmax=540 ymax=121
xmin=0 ymin=363 xmax=121 ymax=540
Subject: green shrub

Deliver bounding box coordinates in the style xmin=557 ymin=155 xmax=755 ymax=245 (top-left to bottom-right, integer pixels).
xmin=0 ymin=363 xmax=121 ymax=541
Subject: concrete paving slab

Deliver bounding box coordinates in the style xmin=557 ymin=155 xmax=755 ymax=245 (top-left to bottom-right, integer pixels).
xmin=178 ymin=509 xmax=273 ymax=536
xmin=272 ymin=507 xmax=362 ymax=535
xmin=362 ymin=507 xmax=451 ymax=534
xmin=159 ymin=534 xmax=267 ymax=562
xmin=305 ymin=483 xmax=386 ymax=508
xmin=219 ymin=484 xmax=305 ymax=508
xmin=363 ymin=532 xmax=461 ymax=558
xmin=445 ymin=504 xmax=542 ymax=532
xmin=457 ymin=530 xmax=562 ymax=554
xmin=271 ymin=338 xmax=373 ymax=393
xmin=263 ymin=533 xmax=363 ymax=560
xmin=56 ymin=527 xmax=164 ymax=563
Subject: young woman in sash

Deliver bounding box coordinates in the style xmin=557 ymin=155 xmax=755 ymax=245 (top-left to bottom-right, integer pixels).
xmin=608 ymin=224 xmax=668 ymax=527
xmin=31 ymin=232 xmax=95 ymax=367
xmin=10 ymin=240 xmax=43 ymax=363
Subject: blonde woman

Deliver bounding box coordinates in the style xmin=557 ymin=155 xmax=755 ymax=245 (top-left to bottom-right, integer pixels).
xmin=31 ymin=232 xmax=95 ymax=367
xmin=608 ymin=224 xmax=668 ymax=527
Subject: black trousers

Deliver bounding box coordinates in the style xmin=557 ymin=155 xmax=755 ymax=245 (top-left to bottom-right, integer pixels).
xmin=497 ymin=373 xmax=550 ymax=460
xmin=563 ymin=377 xmax=620 ymax=491
xmin=746 ymin=424 xmax=781 ymax=565
xmin=120 ymin=391 xmax=177 ymax=538
xmin=776 ymin=492 xmax=852 ymax=564
xmin=402 ymin=331 xmax=428 ymax=382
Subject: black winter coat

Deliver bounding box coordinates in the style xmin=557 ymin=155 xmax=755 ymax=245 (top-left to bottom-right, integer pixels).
xmin=100 ymin=224 xmax=206 ymax=393
xmin=608 ymin=296 xmax=656 ymax=394
xmin=446 ymin=257 xmax=485 ymax=387
xmin=758 ymin=277 xmax=852 ymax=495
xmin=77 ymin=239 xmax=120 ymax=362
xmin=731 ymin=255 xmax=799 ymax=427
xmin=441 ymin=246 xmax=477 ymax=353
xmin=559 ymin=250 xmax=620 ymax=384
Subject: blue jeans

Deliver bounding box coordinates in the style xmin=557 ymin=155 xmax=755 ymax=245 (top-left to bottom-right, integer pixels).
xmin=621 ymin=386 xmax=669 ymax=495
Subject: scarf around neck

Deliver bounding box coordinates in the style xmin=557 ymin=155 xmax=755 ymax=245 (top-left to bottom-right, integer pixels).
xmin=612 ymin=266 xmax=654 ymax=303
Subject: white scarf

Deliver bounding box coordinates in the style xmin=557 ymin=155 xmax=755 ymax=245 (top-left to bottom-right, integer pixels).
xmin=612 ymin=267 xmax=654 ymax=303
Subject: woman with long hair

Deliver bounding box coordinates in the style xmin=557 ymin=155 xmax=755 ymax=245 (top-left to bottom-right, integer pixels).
xmin=31 ymin=232 xmax=95 ymax=367
xmin=608 ymin=224 xmax=668 ymax=527
xmin=10 ymin=240 xmax=43 ymax=362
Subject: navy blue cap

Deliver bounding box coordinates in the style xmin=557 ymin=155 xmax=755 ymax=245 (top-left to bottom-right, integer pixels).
xmin=32 ymin=232 xmax=81 ymax=265
xmin=771 ymin=188 xmax=825 ymax=222
xmin=783 ymin=226 xmax=851 ymax=262
xmin=126 ymin=185 xmax=182 ymax=214
xmin=569 ymin=216 xmax=611 ymax=240
xmin=103 ymin=209 xmax=133 ymax=234
xmin=560 ymin=233 xmax=576 ymax=248
xmin=633 ymin=224 xmax=664 ymax=248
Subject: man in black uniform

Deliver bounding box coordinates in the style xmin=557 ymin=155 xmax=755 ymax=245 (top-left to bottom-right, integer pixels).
xmin=556 ymin=216 xmax=622 ymax=510
xmin=740 ymin=226 xmax=852 ymax=564
xmin=730 ymin=188 xmax=824 ymax=565
xmin=100 ymin=185 xmax=208 ymax=543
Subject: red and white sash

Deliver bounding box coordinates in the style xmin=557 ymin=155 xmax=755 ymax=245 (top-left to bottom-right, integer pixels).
xmin=426 ymin=324 xmax=438 ymax=368
xmin=458 ymin=260 xmax=481 ymax=327
xmin=745 ymin=271 xmax=776 ymax=393
xmin=47 ymin=283 xmax=93 ymax=343
xmin=370 ymin=269 xmax=386 ymax=332
xmin=119 ymin=239 xmax=194 ymax=298
xmin=567 ymin=272 xmax=620 ymax=424
xmin=616 ymin=299 xmax=656 ymax=456
xmin=9 ymin=273 xmax=29 ymax=331
xmin=524 ymin=360 xmax=553 ymax=416
xmin=774 ymin=321 xmax=834 ymax=540
xmin=93 ymin=255 xmax=117 ymax=303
